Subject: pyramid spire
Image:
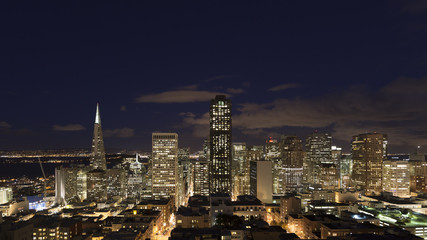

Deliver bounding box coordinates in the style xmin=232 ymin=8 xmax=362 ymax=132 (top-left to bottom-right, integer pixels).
xmin=90 ymin=103 xmax=107 ymax=171
xmin=95 ymin=103 xmax=101 ymax=124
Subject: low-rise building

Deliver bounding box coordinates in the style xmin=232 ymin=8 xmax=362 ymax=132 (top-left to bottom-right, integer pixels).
xmin=320 ymin=222 xmax=384 ymax=239
xmin=176 ymin=206 xmax=210 ymax=228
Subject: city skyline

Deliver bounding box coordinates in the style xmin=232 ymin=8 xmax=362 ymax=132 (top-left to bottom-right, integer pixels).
xmin=1 ymin=1 xmax=427 ymax=153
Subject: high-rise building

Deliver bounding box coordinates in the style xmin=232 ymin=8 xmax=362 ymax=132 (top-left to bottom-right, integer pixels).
xmin=232 ymin=143 xmax=247 ymax=198
xmin=351 ymin=133 xmax=387 ymax=195
xmin=86 ymin=103 xmax=107 ymax=202
xmin=106 ymin=168 xmax=127 ymax=199
xmin=281 ymin=136 xmax=304 ymax=193
xmin=90 ymin=103 xmax=107 ymax=171
xmin=127 ymin=154 xmax=145 ymax=200
xmin=382 ymin=160 xmax=410 ymax=198
xmin=250 ymin=160 xmax=273 ymax=203
xmin=0 ymin=187 xmax=12 ymax=205
xmin=152 ymin=133 xmax=178 ymax=207
xmin=340 ymin=154 xmax=353 ymax=189
xmin=305 ymin=132 xmax=332 ymax=186
xmin=265 ymin=138 xmax=282 ymax=194
xmin=209 ymin=95 xmax=232 ymax=194
xmin=232 ymin=143 xmax=246 ymax=176
xmin=55 ymin=165 xmax=88 ymax=205
xmin=86 ymin=169 xmax=107 ymax=202
xmin=193 ymin=157 xmax=210 ymax=196
xmin=331 ymin=146 xmax=342 ymax=188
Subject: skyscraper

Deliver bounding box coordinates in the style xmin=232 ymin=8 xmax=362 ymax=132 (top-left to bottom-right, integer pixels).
xmin=305 ymin=132 xmax=332 ymax=186
xmin=351 ymin=133 xmax=387 ymax=195
xmin=193 ymin=157 xmax=210 ymax=196
xmin=90 ymin=103 xmax=107 ymax=171
xmin=281 ymin=135 xmax=304 ymax=193
xmin=264 ymin=138 xmax=282 ymax=194
xmin=250 ymin=160 xmax=273 ymax=203
xmin=382 ymin=160 xmax=410 ymax=198
xmin=209 ymin=95 xmax=232 ymax=194
xmin=87 ymin=103 xmax=107 ymax=202
xmin=152 ymin=133 xmax=178 ymax=207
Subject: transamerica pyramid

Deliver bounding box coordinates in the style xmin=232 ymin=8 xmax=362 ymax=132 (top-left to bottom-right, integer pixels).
xmin=90 ymin=103 xmax=107 ymax=170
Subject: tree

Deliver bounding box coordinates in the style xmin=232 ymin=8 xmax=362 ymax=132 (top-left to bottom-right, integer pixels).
xmin=215 ymin=214 xmax=244 ymax=228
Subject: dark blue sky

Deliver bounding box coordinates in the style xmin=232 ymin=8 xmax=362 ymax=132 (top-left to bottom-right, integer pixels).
xmin=1 ymin=1 xmax=427 ymax=153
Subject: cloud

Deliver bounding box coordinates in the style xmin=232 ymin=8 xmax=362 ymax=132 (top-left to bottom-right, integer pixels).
xmin=182 ymin=77 xmax=427 ymax=147
xmin=226 ymin=88 xmax=245 ymax=94
xmin=268 ymin=83 xmax=301 ymax=91
xmin=0 ymin=121 xmax=11 ymax=128
xmin=179 ymin=84 xmax=199 ymax=90
xmin=104 ymin=128 xmax=135 ymax=138
xmin=136 ymin=90 xmax=228 ymax=103
xmin=182 ymin=112 xmax=210 ymax=138
xmin=52 ymin=124 xmax=85 ymax=131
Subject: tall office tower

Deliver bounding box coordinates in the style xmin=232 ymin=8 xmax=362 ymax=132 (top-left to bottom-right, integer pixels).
xmin=238 ymin=146 xmax=264 ymax=195
xmin=351 ymin=133 xmax=387 ymax=196
xmin=232 ymin=143 xmax=246 ymax=175
xmin=177 ymin=162 xmax=186 ymax=207
xmin=382 ymin=160 xmax=410 ymax=198
xmin=265 ymin=138 xmax=282 ymax=194
xmin=178 ymin=147 xmax=190 ymax=201
xmin=232 ymin=143 xmax=247 ymax=198
xmin=409 ymin=158 xmax=427 ymax=193
xmin=340 ymin=154 xmax=353 ymax=189
xmin=152 ymin=133 xmax=178 ymax=207
xmin=90 ymin=103 xmax=107 ymax=171
xmin=250 ymin=160 xmax=273 ymax=203
xmin=319 ymin=163 xmax=339 ymax=190
xmin=305 ymin=132 xmax=332 ymax=186
xmin=106 ymin=168 xmax=127 ymax=199
xmin=281 ymin=136 xmax=304 ymax=193
xmin=87 ymin=169 xmax=107 ymax=202
xmin=209 ymin=95 xmax=232 ymax=194
xmin=331 ymin=146 xmax=342 ymax=188
xmin=193 ymin=157 xmax=210 ymax=196
xmin=55 ymin=166 xmax=89 ymax=205
xmin=76 ymin=168 xmax=87 ymax=200
xmin=127 ymin=154 xmax=145 ymax=200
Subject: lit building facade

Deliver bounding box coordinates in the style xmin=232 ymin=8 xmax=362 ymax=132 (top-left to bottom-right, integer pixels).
xmin=382 ymin=160 xmax=410 ymax=198
xmin=0 ymin=187 xmax=12 ymax=205
xmin=106 ymin=168 xmax=127 ymax=199
xmin=152 ymin=133 xmax=178 ymax=207
xmin=250 ymin=160 xmax=273 ymax=203
xmin=55 ymin=165 xmax=88 ymax=205
xmin=409 ymin=160 xmax=427 ymax=193
xmin=351 ymin=133 xmax=387 ymax=195
xmin=305 ymin=132 xmax=332 ymax=186
xmin=232 ymin=142 xmax=247 ymax=198
xmin=281 ymin=136 xmax=304 ymax=193
xmin=209 ymin=95 xmax=232 ymax=194
xmin=193 ymin=157 xmax=209 ymax=196
xmin=127 ymin=154 xmax=145 ymax=199
xmin=265 ymin=138 xmax=282 ymax=194
xmin=86 ymin=169 xmax=107 ymax=202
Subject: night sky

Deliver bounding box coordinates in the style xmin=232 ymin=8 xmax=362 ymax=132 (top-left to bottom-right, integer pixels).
xmin=1 ymin=1 xmax=427 ymax=153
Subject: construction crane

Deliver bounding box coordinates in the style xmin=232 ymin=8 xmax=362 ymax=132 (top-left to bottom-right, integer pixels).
xmin=38 ymin=157 xmax=47 ymax=197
